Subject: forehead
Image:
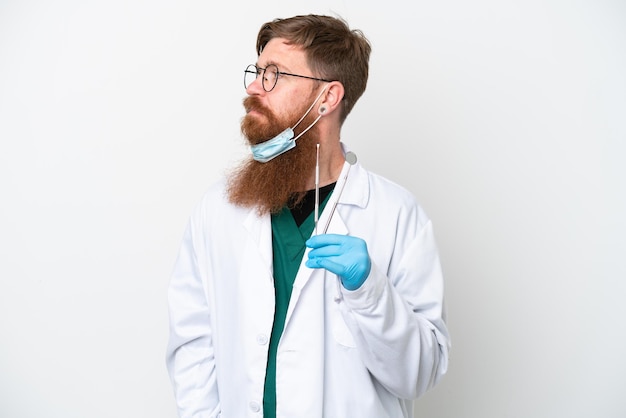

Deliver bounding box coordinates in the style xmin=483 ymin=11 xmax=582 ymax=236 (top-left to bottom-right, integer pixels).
xmin=257 ymin=38 xmax=308 ymax=72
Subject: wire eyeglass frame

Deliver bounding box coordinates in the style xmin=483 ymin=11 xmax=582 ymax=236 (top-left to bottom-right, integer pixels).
xmin=244 ymin=63 xmax=332 ymax=92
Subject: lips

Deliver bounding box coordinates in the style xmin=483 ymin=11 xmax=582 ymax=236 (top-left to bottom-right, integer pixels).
xmin=244 ymin=96 xmax=267 ymax=117
xmin=246 ymin=108 xmax=263 ymax=117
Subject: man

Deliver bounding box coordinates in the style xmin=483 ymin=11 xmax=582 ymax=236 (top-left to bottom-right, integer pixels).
xmin=166 ymin=14 xmax=450 ymax=418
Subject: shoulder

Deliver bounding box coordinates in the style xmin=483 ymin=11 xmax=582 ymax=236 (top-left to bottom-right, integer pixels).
xmin=193 ymin=177 xmax=227 ymax=212
xmin=362 ymin=168 xmax=422 ymax=211
xmin=189 ymin=177 xmax=249 ymax=225
xmin=358 ymin=165 xmax=430 ymax=226
xmin=367 ymin=170 xmax=416 ymax=203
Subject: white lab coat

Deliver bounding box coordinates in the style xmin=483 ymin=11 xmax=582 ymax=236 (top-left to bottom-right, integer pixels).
xmin=166 ymin=158 xmax=450 ymax=418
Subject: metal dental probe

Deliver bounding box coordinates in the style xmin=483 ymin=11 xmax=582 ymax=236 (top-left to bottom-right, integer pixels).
xmin=314 ymin=143 xmax=320 ymax=235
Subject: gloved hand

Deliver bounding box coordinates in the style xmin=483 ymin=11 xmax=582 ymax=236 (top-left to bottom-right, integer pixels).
xmin=305 ymin=234 xmax=372 ymax=291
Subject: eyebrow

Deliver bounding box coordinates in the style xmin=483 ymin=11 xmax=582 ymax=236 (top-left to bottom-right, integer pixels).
xmin=258 ymin=60 xmax=292 ymax=73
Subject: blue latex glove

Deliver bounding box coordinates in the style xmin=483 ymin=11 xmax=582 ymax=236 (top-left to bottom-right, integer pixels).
xmin=305 ymin=234 xmax=372 ymax=291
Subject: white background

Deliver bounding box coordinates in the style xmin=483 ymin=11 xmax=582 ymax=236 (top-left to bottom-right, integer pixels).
xmin=1 ymin=1 xmax=624 ymax=417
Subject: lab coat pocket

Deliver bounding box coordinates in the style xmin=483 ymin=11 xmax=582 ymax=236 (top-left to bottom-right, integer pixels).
xmin=331 ymin=307 xmax=357 ymax=348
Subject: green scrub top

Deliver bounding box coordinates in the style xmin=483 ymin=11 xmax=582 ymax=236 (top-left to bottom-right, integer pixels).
xmin=263 ymin=190 xmax=333 ymax=417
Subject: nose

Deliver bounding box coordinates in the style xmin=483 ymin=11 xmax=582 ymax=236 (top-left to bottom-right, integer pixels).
xmin=246 ymin=75 xmax=264 ymax=95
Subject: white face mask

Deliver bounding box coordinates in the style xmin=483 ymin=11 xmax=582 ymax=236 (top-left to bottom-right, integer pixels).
xmin=249 ymin=85 xmax=328 ymax=163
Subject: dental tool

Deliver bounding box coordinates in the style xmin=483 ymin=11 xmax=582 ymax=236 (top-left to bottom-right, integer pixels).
xmin=314 ymin=143 xmax=320 ymax=235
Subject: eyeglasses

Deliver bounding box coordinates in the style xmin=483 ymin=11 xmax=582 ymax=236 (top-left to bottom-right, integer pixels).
xmin=244 ymin=64 xmax=332 ymax=92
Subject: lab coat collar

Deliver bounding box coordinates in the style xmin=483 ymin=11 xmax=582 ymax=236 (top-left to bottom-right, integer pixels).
xmin=337 ymin=142 xmax=369 ymax=211
xmin=338 ymin=158 xmax=369 ymax=210
xmin=321 ymin=143 xmax=370 ymax=234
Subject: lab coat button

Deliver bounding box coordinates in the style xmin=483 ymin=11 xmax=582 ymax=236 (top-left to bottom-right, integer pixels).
xmin=249 ymin=401 xmax=261 ymax=412
xmin=256 ymin=334 xmax=268 ymax=345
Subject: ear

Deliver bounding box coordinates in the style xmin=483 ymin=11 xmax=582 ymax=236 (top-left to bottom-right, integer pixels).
xmin=318 ymin=81 xmax=344 ymax=116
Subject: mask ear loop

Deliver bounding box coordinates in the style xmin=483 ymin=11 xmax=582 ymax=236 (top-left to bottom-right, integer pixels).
xmin=290 ymin=84 xmax=328 ymax=142
xmin=291 ymin=114 xmax=323 ymax=142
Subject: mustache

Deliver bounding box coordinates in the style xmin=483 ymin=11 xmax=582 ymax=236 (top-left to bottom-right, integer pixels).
xmin=243 ymin=96 xmax=269 ymax=115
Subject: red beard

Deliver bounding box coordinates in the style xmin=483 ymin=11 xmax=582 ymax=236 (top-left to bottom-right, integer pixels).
xmin=226 ymin=95 xmax=320 ymax=215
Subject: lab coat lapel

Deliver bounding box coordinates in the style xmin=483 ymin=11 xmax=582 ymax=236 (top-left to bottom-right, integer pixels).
xmin=242 ymin=207 xmax=273 ymax=276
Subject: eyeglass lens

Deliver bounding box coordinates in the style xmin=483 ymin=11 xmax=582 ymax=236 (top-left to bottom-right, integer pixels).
xmin=244 ymin=64 xmax=279 ymax=92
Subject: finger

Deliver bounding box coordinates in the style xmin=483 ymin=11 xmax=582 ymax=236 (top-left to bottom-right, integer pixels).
xmin=307 ymin=244 xmax=342 ymax=259
xmin=307 ymin=256 xmax=347 ymax=277
xmin=306 ymin=233 xmax=349 ymax=249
